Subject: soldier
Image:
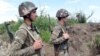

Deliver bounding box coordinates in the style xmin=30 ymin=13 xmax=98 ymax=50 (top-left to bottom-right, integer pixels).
xmin=6 ymin=1 xmax=45 ymax=56
xmin=50 ymin=9 xmax=70 ymax=56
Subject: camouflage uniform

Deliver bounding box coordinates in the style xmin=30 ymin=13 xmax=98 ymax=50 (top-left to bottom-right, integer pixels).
xmin=50 ymin=9 xmax=69 ymax=56
xmin=51 ymin=23 xmax=69 ymax=56
xmin=7 ymin=23 xmax=44 ymax=56
xmin=6 ymin=1 xmax=45 ymax=56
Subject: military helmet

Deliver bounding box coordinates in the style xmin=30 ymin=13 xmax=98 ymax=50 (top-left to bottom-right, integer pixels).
xmin=56 ymin=9 xmax=69 ymax=18
xmin=18 ymin=1 xmax=37 ymax=17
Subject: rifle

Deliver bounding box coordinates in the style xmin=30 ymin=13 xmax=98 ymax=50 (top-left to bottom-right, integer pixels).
xmin=60 ymin=25 xmax=69 ymax=51
xmin=4 ymin=22 xmax=14 ymax=43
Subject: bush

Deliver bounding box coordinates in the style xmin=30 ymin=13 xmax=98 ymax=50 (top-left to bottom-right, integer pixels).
xmin=33 ymin=16 xmax=56 ymax=30
xmin=67 ymin=18 xmax=78 ymax=25
xmin=0 ymin=24 xmax=5 ymax=34
xmin=95 ymin=35 xmax=100 ymax=47
xmin=10 ymin=19 xmax=23 ymax=32
xmin=33 ymin=15 xmax=56 ymax=42
xmin=40 ymin=30 xmax=51 ymax=42
xmin=76 ymin=12 xmax=87 ymax=23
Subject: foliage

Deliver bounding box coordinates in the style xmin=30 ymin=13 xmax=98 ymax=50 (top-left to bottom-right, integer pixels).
xmin=67 ymin=18 xmax=78 ymax=25
xmin=95 ymin=34 xmax=100 ymax=47
xmin=10 ymin=20 xmax=23 ymax=32
xmin=33 ymin=15 xmax=56 ymax=42
xmin=76 ymin=12 xmax=87 ymax=23
xmin=40 ymin=30 xmax=51 ymax=42
xmin=0 ymin=24 xmax=5 ymax=34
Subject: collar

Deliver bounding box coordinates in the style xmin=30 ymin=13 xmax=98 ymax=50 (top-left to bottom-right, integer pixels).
xmin=23 ymin=23 xmax=34 ymax=31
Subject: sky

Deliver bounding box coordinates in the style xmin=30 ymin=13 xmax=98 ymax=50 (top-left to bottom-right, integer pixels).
xmin=0 ymin=0 xmax=100 ymax=23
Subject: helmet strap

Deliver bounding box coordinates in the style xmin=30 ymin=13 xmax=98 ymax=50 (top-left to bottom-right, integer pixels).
xmin=23 ymin=13 xmax=33 ymax=22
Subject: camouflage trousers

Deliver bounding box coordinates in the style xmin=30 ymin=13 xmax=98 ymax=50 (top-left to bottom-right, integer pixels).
xmin=55 ymin=49 xmax=69 ymax=56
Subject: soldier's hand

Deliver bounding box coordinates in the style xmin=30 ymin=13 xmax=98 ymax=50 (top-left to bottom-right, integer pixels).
xmin=63 ymin=33 xmax=70 ymax=39
xmin=38 ymin=38 xmax=42 ymax=44
xmin=33 ymin=40 xmax=42 ymax=50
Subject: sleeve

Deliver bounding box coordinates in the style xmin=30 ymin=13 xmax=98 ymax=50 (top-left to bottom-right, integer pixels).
xmin=50 ymin=26 xmax=66 ymax=44
xmin=7 ymin=29 xmax=35 ymax=56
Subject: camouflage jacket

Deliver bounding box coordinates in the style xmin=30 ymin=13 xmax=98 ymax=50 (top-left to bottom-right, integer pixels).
xmin=7 ymin=23 xmax=44 ymax=56
xmin=50 ymin=23 xmax=68 ymax=50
